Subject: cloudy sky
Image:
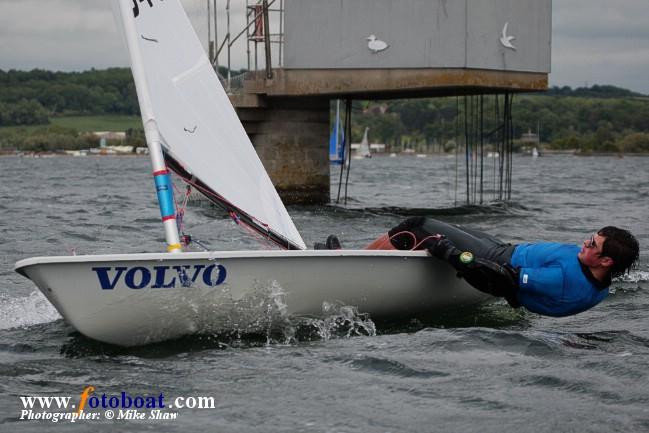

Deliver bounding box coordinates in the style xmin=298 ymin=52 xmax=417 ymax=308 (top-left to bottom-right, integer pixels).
xmin=1 ymin=0 xmax=647 ymax=94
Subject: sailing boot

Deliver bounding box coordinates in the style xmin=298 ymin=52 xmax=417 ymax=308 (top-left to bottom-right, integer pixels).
xmin=326 ymin=235 xmax=342 ymax=250
xmin=314 ymin=235 xmax=343 ymax=250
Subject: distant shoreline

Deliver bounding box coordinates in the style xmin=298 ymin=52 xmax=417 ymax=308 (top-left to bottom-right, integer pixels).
xmin=2 ymin=151 xmax=648 ymax=158
xmin=0 ymin=152 xmax=145 ymax=158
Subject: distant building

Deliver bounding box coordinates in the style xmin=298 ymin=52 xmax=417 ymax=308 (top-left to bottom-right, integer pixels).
xmin=521 ymin=128 xmax=540 ymax=145
xmin=92 ymin=131 xmax=127 ymax=141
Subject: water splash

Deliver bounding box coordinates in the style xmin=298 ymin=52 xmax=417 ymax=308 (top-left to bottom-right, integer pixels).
xmin=264 ymin=281 xmax=294 ymax=345
xmin=0 ymin=290 xmax=60 ymax=330
xmin=616 ymin=271 xmax=649 ymax=283
xmin=298 ymin=301 xmax=377 ymax=341
xmin=181 ymin=281 xmax=377 ymax=345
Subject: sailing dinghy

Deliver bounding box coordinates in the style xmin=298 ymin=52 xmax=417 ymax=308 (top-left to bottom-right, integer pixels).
xmin=14 ymin=0 xmax=489 ymax=346
xmin=354 ymin=127 xmax=372 ymax=159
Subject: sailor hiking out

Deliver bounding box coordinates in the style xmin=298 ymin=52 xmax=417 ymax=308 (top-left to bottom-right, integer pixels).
xmin=326 ymin=217 xmax=639 ymax=317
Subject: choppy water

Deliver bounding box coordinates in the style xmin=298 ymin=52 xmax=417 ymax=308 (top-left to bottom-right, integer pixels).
xmin=1 ymin=155 xmax=648 ymax=432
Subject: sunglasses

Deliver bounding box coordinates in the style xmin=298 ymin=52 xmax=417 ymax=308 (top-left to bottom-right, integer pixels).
xmin=586 ymin=234 xmax=598 ymax=250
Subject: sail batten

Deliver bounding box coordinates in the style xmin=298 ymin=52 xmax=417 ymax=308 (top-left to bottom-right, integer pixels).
xmin=115 ymin=0 xmax=306 ymax=250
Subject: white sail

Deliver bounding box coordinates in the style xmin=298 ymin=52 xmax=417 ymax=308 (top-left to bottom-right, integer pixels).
xmin=358 ymin=127 xmax=371 ymax=158
xmin=116 ymin=0 xmax=305 ymax=250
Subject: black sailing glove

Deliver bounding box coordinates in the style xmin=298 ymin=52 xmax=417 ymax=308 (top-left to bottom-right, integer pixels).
xmin=424 ymin=236 xmax=462 ymax=261
xmin=424 ymin=236 xmax=479 ymax=275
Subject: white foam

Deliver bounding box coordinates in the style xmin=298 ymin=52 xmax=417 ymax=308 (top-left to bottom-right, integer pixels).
xmin=303 ymin=301 xmax=377 ymax=341
xmin=616 ymin=271 xmax=649 ymax=283
xmin=0 ymin=290 xmax=61 ymax=330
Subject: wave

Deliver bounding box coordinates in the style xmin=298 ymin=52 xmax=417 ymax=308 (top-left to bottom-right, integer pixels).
xmin=616 ymin=270 xmax=649 ymax=283
xmin=0 ymin=290 xmax=61 ymax=330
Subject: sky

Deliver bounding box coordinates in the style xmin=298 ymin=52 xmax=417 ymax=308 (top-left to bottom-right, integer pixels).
xmin=0 ymin=0 xmax=648 ymax=94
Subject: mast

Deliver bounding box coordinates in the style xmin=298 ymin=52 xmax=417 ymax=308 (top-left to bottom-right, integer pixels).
xmin=117 ymin=0 xmax=182 ymax=253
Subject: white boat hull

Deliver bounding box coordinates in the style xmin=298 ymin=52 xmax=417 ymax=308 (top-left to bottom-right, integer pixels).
xmin=15 ymin=250 xmax=490 ymax=346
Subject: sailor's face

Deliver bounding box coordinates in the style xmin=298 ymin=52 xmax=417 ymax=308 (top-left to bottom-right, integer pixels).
xmin=578 ymin=233 xmax=607 ymax=267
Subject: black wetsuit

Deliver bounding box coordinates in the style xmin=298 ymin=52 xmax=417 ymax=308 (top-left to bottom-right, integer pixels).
xmin=388 ymin=217 xmax=520 ymax=306
xmin=388 ymin=217 xmax=614 ymax=316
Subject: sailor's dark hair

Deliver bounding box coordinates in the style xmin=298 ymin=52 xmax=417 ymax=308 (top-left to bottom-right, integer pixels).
xmin=598 ymin=226 xmax=640 ymax=279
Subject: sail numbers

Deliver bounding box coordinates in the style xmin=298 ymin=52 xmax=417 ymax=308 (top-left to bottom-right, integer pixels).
xmin=133 ymin=0 xmax=163 ymax=18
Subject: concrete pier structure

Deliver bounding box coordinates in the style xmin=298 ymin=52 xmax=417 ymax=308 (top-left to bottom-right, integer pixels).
xmin=222 ymin=0 xmax=552 ymax=204
xmin=234 ymin=96 xmax=330 ymax=204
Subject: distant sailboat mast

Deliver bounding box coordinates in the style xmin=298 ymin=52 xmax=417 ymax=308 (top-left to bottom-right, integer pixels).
xmin=117 ymin=0 xmax=182 ymax=253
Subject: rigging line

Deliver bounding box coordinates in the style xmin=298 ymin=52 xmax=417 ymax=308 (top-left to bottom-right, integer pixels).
xmin=503 ymin=93 xmax=507 ymax=202
xmin=230 ymin=211 xmax=276 ymax=250
xmin=164 ymin=155 xmax=301 ymax=250
xmin=497 ymin=93 xmax=505 ymax=201
xmin=505 ymin=94 xmax=510 ymax=202
xmin=473 ymin=95 xmax=478 ymax=205
xmin=388 ymin=231 xmax=417 ymax=249
xmin=454 ymin=96 xmax=459 ymax=207
xmin=343 ymin=97 xmax=353 ymax=206
xmin=471 ymin=95 xmax=475 ymax=205
xmin=491 ymin=95 xmax=496 ymax=201
xmin=494 ymin=95 xmax=503 ymax=200
xmin=180 ymin=174 xmax=284 ymax=249
xmin=508 ymin=94 xmax=512 ymax=201
xmin=500 ymin=93 xmax=509 ymax=201
xmin=505 ymin=93 xmax=511 ymax=202
xmin=174 ymin=183 xmax=192 ymax=237
xmin=475 ymin=95 xmax=480 ymax=204
xmin=469 ymin=95 xmax=473 ymax=205
xmin=470 ymin=95 xmax=474 ymax=205
xmin=508 ymin=93 xmax=516 ymax=201
xmin=498 ymin=94 xmax=503 ymax=201
xmin=480 ymin=95 xmax=484 ymax=204
xmin=464 ymin=95 xmax=470 ymax=206
xmin=468 ymin=95 xmax=472 ymax=205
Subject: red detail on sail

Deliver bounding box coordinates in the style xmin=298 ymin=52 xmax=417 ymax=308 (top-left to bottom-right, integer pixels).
xmin=162 ymin=215 xmax=176 ymax=222
xmin=153 ymin=169 xmax=169 ymax=177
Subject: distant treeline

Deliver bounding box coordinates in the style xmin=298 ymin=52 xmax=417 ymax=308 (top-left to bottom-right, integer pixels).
xmin=350 ymin=86 xmax=649 ymax=154
xmin=2 ymin=68 xmax=649 ymax=153
xmin=0 ymin=125 xmax=101 ymax=152
xmin=0 ymin=67 xmax=245 ymax=127
xmin=0 ymin=68 xmax=139 ymax=125
xmin=544 ymin=84 xmax=646 ymax=99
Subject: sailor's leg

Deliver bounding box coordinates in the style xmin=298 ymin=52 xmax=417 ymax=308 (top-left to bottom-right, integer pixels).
xmin=456 ymin=226 xmax=507 ymax=247
xmin=382 ymin=217 xmax=508 ymax=255
xmin=461 ymin=259 xmax=521 ymax=307
xmin=418 ymin=219 xmax=509 ymax=255
xmin=427 ymin=237 xmax=520 ymax=307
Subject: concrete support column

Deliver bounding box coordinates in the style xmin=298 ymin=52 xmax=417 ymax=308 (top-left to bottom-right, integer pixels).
xmin=236 ymin=97 xmax=330 ymax=205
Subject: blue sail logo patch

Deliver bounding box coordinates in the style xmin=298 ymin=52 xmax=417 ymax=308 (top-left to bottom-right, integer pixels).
xmin=92 ymin=264 xmax=227 ymax=290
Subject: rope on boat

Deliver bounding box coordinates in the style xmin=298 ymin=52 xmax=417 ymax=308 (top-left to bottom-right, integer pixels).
xmin=388 ymin=231 xmax=443 ymax=251
xmin=173 ymin=182 xmax=192 ymax=247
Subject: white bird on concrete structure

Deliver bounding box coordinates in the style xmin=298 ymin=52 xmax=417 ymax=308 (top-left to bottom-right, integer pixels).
xmin=367 ymin=35 xmax=389 ymax=53
xmin=500 ymin=22 xmax=516 ymax=50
